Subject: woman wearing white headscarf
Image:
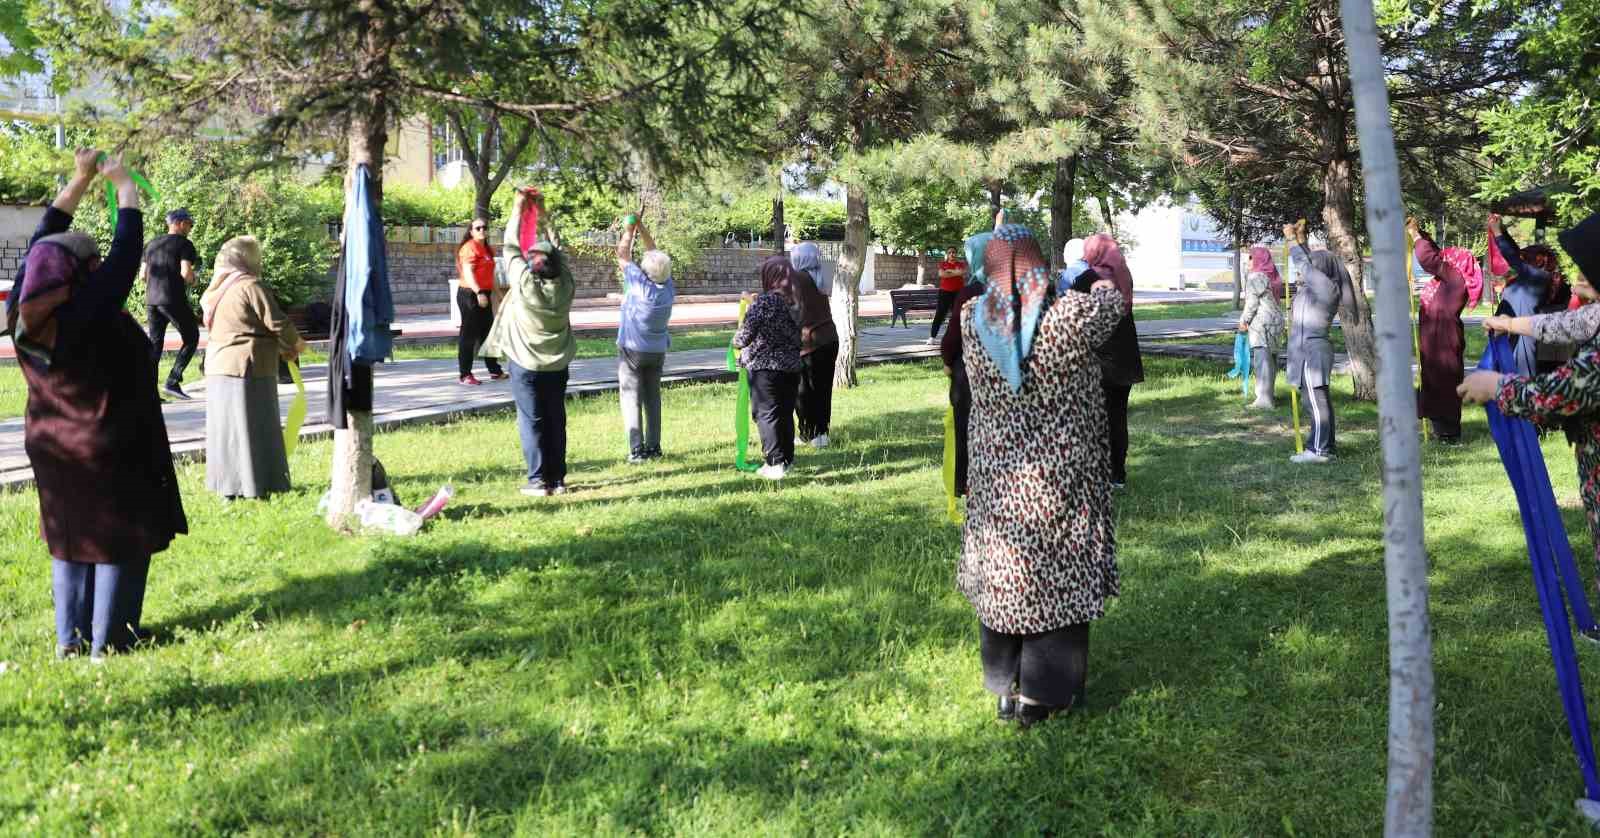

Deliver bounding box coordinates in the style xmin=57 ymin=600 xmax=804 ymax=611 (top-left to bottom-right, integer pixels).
xmin=201 ymin=236 xmax=306 ymax=498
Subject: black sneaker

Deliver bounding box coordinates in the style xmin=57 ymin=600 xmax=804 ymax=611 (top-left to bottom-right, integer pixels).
xmin=162 ymin=382 xmax=192 ymax=401
xmin=644 ymin=447 xmax=664 ymax=460
xmin=627 ymin=451 xmax=647 ymax=465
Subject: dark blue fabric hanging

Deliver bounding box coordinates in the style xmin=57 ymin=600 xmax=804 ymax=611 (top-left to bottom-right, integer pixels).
xmin=1480 ymin=335 xmax=1600 ymax=802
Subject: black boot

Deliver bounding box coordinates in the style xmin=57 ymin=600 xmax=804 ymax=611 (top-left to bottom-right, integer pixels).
xmin=1017 ymin=701 xmax=1067 ymax=728
xmin=996 ymin=694 xmax=1019 ymax=722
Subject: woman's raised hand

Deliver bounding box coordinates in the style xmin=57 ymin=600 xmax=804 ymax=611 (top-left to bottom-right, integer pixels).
xmin=96 ymin=153 xmax=131 ymax=185
xmin=1487 ymin=213 xmax=1503 ymax=237
xmin=73 ymin=148 xmax=100 ymax=181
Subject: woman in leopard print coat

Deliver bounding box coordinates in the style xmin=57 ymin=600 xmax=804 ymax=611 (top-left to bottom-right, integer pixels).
xmin=958 ymin=222 xmax=1125 ymax=726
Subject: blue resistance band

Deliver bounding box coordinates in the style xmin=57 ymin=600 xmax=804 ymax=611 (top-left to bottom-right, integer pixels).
xmin=1480 ymin=335 xmax=1600 ymax=802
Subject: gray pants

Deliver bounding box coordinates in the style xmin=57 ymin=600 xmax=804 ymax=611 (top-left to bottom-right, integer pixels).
xmin=1251 ymin=346 xmax=1277 ymax=406
xmin=619 ymin=348 xmax=665 ymax=455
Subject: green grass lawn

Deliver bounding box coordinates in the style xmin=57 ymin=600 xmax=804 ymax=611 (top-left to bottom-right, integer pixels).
xmin=1149 ymin=322 xmax=1496 ymax=363
xmin=3 ymin=352 xmax=1597 ymax=833
xmin=1129 ymin=300 xmax=1238 ymax=321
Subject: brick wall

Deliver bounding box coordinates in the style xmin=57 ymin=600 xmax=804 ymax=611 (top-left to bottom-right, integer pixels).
xmin=0 ymin=240 xmax=28 ymax=283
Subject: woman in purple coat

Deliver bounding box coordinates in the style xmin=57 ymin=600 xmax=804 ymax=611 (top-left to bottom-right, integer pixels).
xmin=4 ymin=150 xmax=187 ymax=661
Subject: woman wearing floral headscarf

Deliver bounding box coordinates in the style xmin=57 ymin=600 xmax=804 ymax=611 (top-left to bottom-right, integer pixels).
xmin=4 ymin=150 xmax=187 ymax=661
xmin=1083 ymin=234 xmax=1145 ymax=488
xmin=958 ymin=220 xmax=1124 ymax=727
xmin=1239 ymin=246 xmax=1285 ymax=409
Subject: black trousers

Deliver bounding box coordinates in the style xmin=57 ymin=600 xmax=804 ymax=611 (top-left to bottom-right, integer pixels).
xmin=455 ymin=287 xmax=503 ymax=378
xmin=749 ymin=369 xmax=799 ymax=467
xmin=1301 ymin=383 xmax=1336 ymax=455
xmin=930 ymin=289 xmax=959 ymax=339
xmin=979 ymin=621 xmax=1090 ymax=708
xmin=798 ymin=341 xmax=838 ymax=441
xmin=950 ymin=364 xmax=972 ymax=496
xmin=1430 ymin=415 xmax=1461 ymax=441
xmin=1103 ymin=382 xmax=1132 ymax=483
xmin=147 ymin=302 xmax=199 ymax=387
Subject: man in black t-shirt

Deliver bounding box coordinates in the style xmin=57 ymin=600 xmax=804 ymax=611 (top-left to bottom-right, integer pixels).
xmin=142 ymin=208 xmax=201 ymax=400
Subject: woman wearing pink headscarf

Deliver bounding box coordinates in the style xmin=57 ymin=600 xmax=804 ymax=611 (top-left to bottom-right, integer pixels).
xmin=1408 ymin=217 xmax=1470 ymax=443
xmin=1082 ymin=234 xmax=1144 ymax=489
xmin=1239 ymin=247 xmax=1285 ymax=409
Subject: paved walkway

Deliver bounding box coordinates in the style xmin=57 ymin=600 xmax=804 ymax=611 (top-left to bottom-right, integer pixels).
xmin=0 ymin=312 xmax=1246 ymax=489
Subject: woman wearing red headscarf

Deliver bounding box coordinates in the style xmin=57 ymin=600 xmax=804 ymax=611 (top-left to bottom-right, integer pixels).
xmin=959 ymin=220 xmax=1124 ymax=726
xmin=1082 ymin=234 xmax=1145 ymax=488
xmin=1239 ymin=246 xmax=1285 ymax=409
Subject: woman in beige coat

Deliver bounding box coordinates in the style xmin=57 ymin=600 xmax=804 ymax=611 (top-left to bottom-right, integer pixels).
xmin=201 ymin=236 xmax=306 ymax=499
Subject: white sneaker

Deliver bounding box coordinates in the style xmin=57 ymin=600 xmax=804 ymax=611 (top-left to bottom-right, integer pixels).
xmin=1247 ymin=399 xmax=1275 ymax=410
xmin=925 ymin=337 xmax=938 ymax=345
xmin=809 ymin=434 xmax=830 ymax=449
xmin=757 ymin=463 xmax=788 ymax=481
xmin=1289 ymin=451 xmax=1330 ymax=464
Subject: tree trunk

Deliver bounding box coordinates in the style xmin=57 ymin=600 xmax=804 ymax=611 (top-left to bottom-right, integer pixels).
xmin=631 ymin=149 xmax=666 ymax=230
xmin=1322 ymin=144 xmax=1380 ymax=401
xmin=833 ymin=182 xmax=867 ymax=389
xmin=772 ymin=194 xmax=786 ymax=253
xmin=326 ymin=5 xmax=390 ymax=532
xmin=1341 ymin=2 xmax=1435 ymax=835
xmin=1233 ymin=202 xmax=1244 ymax=309
xmin=473 ymin=117 xmax=497 ymax=221
xmin=1097 ymin=194 xmax=1116 ymax=236
xmin=1050 ymin=154 xmax=1079 ymax=271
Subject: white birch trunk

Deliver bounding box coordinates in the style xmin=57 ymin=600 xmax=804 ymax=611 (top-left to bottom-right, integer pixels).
xmin=1339 ymin=1 xmax=1435 ymax=834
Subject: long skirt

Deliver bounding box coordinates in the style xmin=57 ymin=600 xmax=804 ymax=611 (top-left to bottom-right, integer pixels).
xmin=206 ymin=374 xmax=291 ymax=499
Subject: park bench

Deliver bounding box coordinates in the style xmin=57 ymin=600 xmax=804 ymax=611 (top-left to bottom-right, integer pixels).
xmin=889 ymin=287 xmax=943 ymax=328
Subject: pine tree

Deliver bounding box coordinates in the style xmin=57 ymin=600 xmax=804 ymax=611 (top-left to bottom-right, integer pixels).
xmin=1105 ymin=0 xmax=1525 ymax=400
xmin=37 ymin=0 xmax=790 ymax=528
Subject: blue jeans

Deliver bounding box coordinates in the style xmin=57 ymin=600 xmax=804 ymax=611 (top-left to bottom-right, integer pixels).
xmin=52 ymin=557 xmax=150 ymax=655
xmin=509 ymin=362 xmax=569 ymax=487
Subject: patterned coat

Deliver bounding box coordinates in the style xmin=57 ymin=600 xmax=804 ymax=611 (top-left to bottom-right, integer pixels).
xmin=957 ymin=285 xmax=1125 ymax=634
xmin=1497 ymin=312 xmax=1600 ymax=546
xmin=1240 ymin=270 xmax=1284 ymax=350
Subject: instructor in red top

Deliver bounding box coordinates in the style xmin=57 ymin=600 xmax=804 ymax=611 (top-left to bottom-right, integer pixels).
xmin=455 ymin=217 xmax=506 ymax=385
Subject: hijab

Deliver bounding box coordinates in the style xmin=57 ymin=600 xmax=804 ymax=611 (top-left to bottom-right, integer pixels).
xmin=789 ymin=242 xmax=834 ymax=296
xmin=202 ymin=236 xmax=263 ymax=329
xmin=1083 ymin=234 xmax=1134 ymax=309
xmin=974 ymin=224 xmax=1055 ymax=393
xmin=963 ymin=232 xmax=993 ymax=287
xmin=6 ymin=232 xmax=100 ymax=368
xmin=1249 ymin=245 xmax=1285 ymax=301
xmin=1441 ymin=246 xmax=1484 ymax=309
xmin=1062 ymin=238 xmax=1086 ymax=265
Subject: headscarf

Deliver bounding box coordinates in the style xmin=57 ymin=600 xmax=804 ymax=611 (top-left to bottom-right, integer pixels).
xmin=974 ymin=224 xmax=1055 ymax=393
xmin=1249 ymin=245 xmax=1285 ymax=301
xmin=1441 ymin=246 xmax=1484 ymax=309
xmin=202 ymin=236 xmax=263 ymax=329
xmin=1062 ymin=238 xmax=1086 ymax=265
xmin=963 ymin=232 xmax=993 ymax=286
xmin=6 ymin=232 xmax=99 ymax=368
xmin=1083 ymin=233 xmax=1134 ymax=309
xmin=760 ymin=255 xmax=799 ymax=309
xmin=789 ymin=242 xmax=834 ymax=296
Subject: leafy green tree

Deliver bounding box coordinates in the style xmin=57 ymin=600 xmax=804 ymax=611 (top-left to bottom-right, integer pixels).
xmin=0 ymin=0 xmax=44 ymax=76
xmin=779 ymin=0 xmax=969 ymax=387
xmin=1476 ymin=0 xmax=1600 ymax=227
xmin=1113 ymin=0 xmax=1526 ymax=400
xmin=36 ymin=0 xmax=791 ymax=528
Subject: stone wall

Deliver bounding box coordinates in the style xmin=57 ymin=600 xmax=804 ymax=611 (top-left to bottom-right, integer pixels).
xmin=364 ymin=242 xmax=786 ymax=309
xmin=0 ymin=239 xmax=30 ymax=294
